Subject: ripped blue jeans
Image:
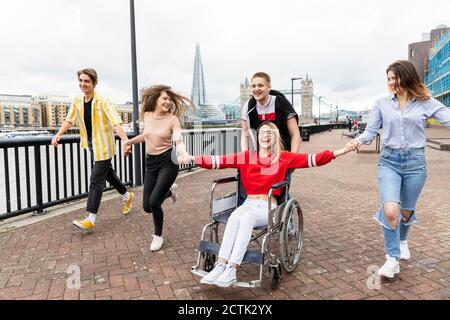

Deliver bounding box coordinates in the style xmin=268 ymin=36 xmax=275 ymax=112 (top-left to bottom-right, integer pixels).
xmin=374 ymin=147 xmax=427 ymax=260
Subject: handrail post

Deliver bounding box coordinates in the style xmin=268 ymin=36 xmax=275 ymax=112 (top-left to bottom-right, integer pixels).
xmin=34 ymin=145 xmax=44 ymax=214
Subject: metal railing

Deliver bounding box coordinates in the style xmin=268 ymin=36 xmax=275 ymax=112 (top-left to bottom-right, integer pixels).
xmin=1 ymin=124 xmax=348 ymax=220
xmin=0 ymin=128 xmax=242 ymax=220
xmin=299 ymin=123 xmax=348 ymax=141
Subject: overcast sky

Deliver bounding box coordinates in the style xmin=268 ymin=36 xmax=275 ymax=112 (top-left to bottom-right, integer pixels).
xmin=1 ymin=0 xmax=449 ymax=113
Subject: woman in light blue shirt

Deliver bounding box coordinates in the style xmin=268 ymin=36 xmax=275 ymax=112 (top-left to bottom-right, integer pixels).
xmin=352 ymin=60 xmax=450 ymax=279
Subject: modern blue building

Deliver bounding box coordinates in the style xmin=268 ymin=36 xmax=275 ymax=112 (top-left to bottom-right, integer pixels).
xmin=425 ymin=29 xmax=449 ymax=108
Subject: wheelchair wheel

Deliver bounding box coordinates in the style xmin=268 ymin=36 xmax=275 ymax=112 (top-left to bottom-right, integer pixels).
xmin=200 ymin=252 xmax=216 ymax=272
xmin=279 ymin=199 xmax=304 ymax=273
xmin=269 ymin=265 xmax=281 ymax=290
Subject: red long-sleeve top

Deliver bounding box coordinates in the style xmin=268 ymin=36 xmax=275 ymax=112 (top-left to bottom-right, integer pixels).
xmin=195 ymin=150 xmax=336 ymax=196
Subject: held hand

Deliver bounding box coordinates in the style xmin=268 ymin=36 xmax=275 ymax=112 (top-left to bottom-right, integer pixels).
xmin=352 ymin=139 xmax=361 ymax=150
xmin=344 ymin=141 xmax=357 ymax=153
xmin=51 ymin=135 xmax=61 ymax=147
xmin=335 ymin=142 xmax=357 ymax=157
xmin=177 ymin=153 xmax=194 ymax=164
xmin=123 ymin=143 xmax=132 ymax=157
xmin=344 ymin=140 xmax=360 ymax=152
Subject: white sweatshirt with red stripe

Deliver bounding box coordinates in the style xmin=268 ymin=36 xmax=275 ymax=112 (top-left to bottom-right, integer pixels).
xmin=195 ymin=150 xmax=335 ymax=196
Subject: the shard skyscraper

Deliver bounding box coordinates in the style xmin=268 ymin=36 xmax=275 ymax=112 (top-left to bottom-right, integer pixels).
xmin=190 ymin=44 xmax=225 ymax=121
xmin=191 ymin=44 xmax=208 ymax=106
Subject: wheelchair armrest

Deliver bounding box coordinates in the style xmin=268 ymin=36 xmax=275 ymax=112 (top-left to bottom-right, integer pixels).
xmin=213 ymin=176 xmax=239 ymax=184
xmin=271 ymin=180 xmax=289 ymax=190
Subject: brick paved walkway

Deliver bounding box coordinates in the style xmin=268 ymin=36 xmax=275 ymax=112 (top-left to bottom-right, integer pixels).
xmin=0 ymin=129 xmax=449 ymax=300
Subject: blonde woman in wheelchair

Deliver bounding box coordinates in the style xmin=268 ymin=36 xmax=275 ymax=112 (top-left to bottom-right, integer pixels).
xmin=180 ymin=121 xmax=355 ymax=287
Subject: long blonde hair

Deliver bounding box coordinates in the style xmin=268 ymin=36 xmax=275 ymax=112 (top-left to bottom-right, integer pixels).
xmin=256 ymin=121 xmax=285 ymax=163
xmin=140 ymin=85 xmax=196 ymax=125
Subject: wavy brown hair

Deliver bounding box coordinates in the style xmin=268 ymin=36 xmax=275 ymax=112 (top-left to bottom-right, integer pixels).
xmin=140 ymin=85 xmax=195 ymax=123
xmin=386 ymin=60 xmax=431 ymax=100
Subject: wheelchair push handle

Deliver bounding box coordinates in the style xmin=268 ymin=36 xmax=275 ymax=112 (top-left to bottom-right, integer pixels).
xmin=213 ymin=176 xmax=239 ymax=184
xmin=269 ymin=180 xmax=290 ymax=208
xmin=271 ymin=180 xmax=289 ymax=191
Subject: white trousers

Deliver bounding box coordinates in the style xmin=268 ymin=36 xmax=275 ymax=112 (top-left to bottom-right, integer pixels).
xmin=218 ymin=199 xmax=275 ymax=265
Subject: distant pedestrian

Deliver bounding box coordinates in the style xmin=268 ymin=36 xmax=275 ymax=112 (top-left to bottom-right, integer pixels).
xmin=350 ymin=60 xmax=450 ymax=279
xmin=352 ymin=117 xmax=358 ymax=132
xmin=124 ymin=85 xmax=194 ymax=251
xmin=51 ymin=68 xmax=134 ymax=232
xmin=348 ymin=117 xmax=352 ymax=131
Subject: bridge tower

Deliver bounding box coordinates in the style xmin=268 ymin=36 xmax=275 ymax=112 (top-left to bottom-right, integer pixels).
xmin=301 ymin=74 xmax=314 ymax=124
xmin=240 ymin=77 xmax=251 ymax=109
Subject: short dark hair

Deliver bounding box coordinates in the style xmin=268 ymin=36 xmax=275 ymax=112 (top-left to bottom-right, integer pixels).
xmin=77 ymin=68 xmax=98 ymax=86
xmin=251 ymin=72 xmax=271 ymax=84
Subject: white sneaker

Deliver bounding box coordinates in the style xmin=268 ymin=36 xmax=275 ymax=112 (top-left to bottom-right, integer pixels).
xmin=400 ymin=240 xmax=411 ymax=260
xmin=214 ymin=265 xmax=237 ymax=287
xmin=378 ymin=255 xmax=400 ymax=279
xmin=150 ymin=235 xmax=163 ymax=251
xmin=169 ymin=183 xmax=178 ymax=204
xmin=200 ymin=261 xmax=226 ymax=285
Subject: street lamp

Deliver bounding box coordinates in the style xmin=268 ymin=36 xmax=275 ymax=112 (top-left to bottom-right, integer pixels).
xmin=336 ymin=105 xmax=339 ymax=123
xmin=291 ymin=77 xmax=303 ymax=107
xmin=330 ymin=104 xmax=333 ymax=124
xmin=129 ymin=0 xmax=142 ymax=186
xmin=318 ymin=96 xmax=324 ymax=125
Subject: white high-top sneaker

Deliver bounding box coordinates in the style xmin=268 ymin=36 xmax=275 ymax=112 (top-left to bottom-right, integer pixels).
xmin=200 ymin=261 xmax=226 ymax=285
xmin=214 ymin=265 xmax=237 ymax=287
xmin=400 ymin=240 xmax=411 ymax=260
xmin=378 ymin=255 xmax=400 ymax=279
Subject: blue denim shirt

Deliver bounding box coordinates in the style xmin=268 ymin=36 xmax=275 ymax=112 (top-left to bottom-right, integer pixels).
xmin=357 ymin=95 xmax=450 ymax=149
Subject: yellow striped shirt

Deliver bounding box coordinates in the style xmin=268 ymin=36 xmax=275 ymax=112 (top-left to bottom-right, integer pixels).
xmin=66 ymin=91 xmax=123 ymax=161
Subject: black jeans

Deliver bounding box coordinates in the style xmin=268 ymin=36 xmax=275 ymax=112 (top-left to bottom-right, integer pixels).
xmin=87 ymin=156 xmax=127 ymax=214
xmin=144 ymin=148 xmax=179 ymax=236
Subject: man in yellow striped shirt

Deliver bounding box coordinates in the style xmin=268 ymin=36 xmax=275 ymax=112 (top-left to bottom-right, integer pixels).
xmin=51 ymin=68 xmax=134 ymax=231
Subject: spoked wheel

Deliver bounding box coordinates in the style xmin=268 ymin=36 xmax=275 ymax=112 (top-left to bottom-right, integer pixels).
xmin=279 ymin=199 xmax=304 ymax=273
xmin=270 ymin=265 xmax=281 ymax=290
xmin=200 ymin=223 xmax=219 ymax=272
xmin=200 ymin=252 xmax=216 ymax=272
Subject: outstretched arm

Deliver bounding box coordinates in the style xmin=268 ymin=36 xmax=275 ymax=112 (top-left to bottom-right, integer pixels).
xmin=180 ymin=152 xmax=246 ymax=170
xmin=194 ymin=153 xmax=243 ymax=170
xmin=355 ymin=102 xmax=382 ymax=146
xmin=113 ymin=124 xmax=129 ymax=143
xmin=334 ymin=142 xmax=355 ymax=157
xmin=52 ymin=99 xmax=77 ymax=147
xmin=287 ymin=142 xmax=354 ymax=169
xmin=173 ymin=128 xmax=190 ymax=163
xmin=51 ymin=121 xmax=73 ymax=147
xmin=428 ymin=99 xmax=450 ymax=128
xmin=124 ymin=134 xmax=145 ymax=156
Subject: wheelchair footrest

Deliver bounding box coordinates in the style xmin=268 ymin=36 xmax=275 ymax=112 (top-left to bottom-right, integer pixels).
xmin=199 ymin=240 xmax=265 ymax=265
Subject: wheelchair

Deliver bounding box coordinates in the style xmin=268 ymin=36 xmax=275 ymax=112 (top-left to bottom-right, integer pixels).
xmin=191 ymin=175 xmax=304 ymax=290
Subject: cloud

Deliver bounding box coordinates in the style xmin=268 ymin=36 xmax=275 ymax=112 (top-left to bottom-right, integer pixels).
xmin=1 ymin=0 xmax=449 ymax=111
